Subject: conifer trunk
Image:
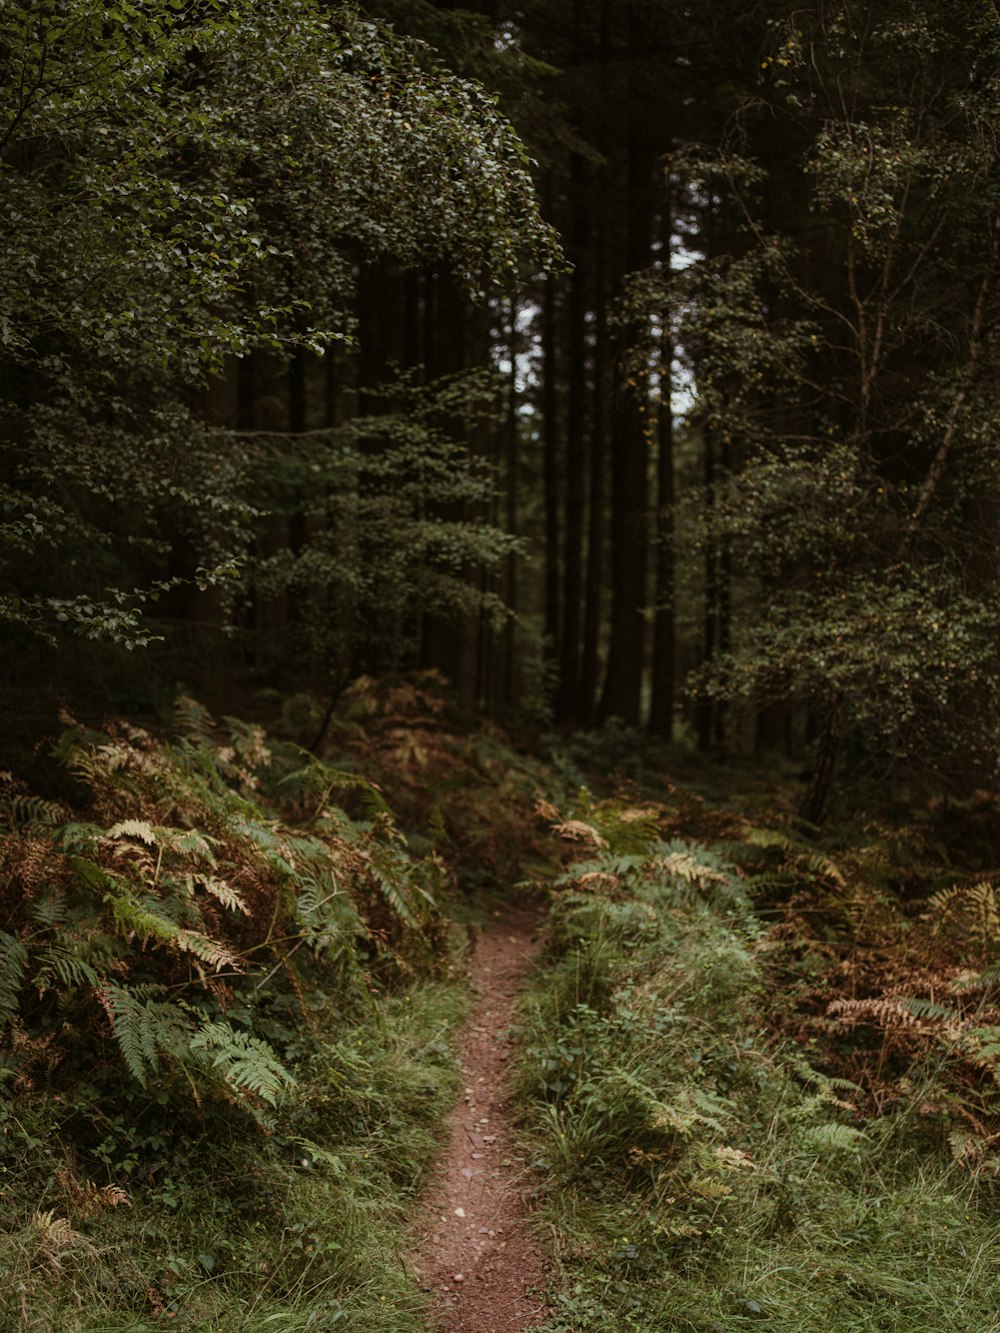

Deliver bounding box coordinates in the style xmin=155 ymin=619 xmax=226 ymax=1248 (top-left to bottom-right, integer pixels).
xmin=556 ymin=153 xmax=588 ymax=720
xmin=599 ymin=136 xmax=652 ymax=727
xmin=649 ymin=273 xmax=676 ymax=741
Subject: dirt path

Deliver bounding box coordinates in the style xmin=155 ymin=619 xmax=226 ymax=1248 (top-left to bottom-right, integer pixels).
xmin=412 ymin=898 xmax=549 ymax=1333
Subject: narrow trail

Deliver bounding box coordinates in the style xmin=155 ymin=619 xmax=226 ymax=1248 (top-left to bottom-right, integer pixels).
xmin=411 ymin=897 xmax=549 ymax=1333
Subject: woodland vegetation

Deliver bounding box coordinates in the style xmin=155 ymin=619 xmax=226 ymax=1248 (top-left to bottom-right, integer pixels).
xmin=4 ymin=1 xmax=1000 ymax=1329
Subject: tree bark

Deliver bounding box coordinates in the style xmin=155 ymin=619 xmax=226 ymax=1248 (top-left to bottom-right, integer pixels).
xmin=599 ymin=137 xmax=652 ymax=727
xmin=649 ymin=273 xmax=676 ymax=741
xmin=555 ymin=154 xmax=588 ymax=720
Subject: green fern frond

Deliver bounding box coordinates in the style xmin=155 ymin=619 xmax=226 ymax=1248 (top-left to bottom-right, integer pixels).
xmin=926 ymin=881 xmax=1000 ymax=946
xmin=173 ymin=695 xmax=216 ymax=745
xmin=744 ymin=826 xmax=846 ymax=886
xmin=278 ymin=752 xmax=390 ymax=819
xmin=288 ymin=1137 xmax=346 ymax=1174
xmin=189 ymin=1022 xmax=292 ymax=1106
xmin=370 ymin=867 xmax=422 ymax=932
xmin=108 ymin=891 xmax=181 ymax=945
xmin=826 ymin=1076 xmax=864 ymax=1094
xmin=0 ymin=930 xmax=28 ymax=1023
xmin=897 ymin=995 xmax=957 ymax=1022
xmin=104 ymin=985 xmax=193 ymax=1086
xmin=296 ymin=876 xmax=362 ymax=951
xmin=57 ymin=823 xmax=103 ymax=854
xmin=803 ymin=1122 xmax=866 ymax=1153
xmin=33 ymin=945 xmax=100 ymax=994
xmin=228 ymin=816 xmax=296 ymax=876
xmin=967 ymin=1026 xmax=1000 ymax=1062
xmin=164 ymin=830 xmax=218 ymax=864
xmin=0 ymin=793 xmax=65 ymax=831
xmin=28 ymin=890 xmax=69 ymax=927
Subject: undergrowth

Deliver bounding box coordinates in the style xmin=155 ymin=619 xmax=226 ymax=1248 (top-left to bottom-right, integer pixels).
xmin=9 ymin=678 xmax=1000 ymax=1330
xmin=517 ymin=796 xmax=1000 ymax=1332
xmin=0 ymin=697 xmax=468 ymax=1329
xmin=307 ymin=673 xmax=552 ymax=895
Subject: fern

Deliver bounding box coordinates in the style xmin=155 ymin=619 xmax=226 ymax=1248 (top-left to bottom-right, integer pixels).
xmin=189 ymin=1022 xmax=292 ymax=1106
xmin=56 ymin=823 xmax=102 ymax=854
xmin=194 ymin=874 xmax=249 ymax=916
xmin=803 ymin=1122 xmax=866 ymax=1153
xmin=104 ymin=985 xmax=193 ymax=1086
xmin=896 ymin=995 xmax=957 ymax=1022
xmin=296 ymin=875 xmax=363 ymax=952
xmin=966 ymin=1026 xmax=1000 ymax=1063
xmin=106 ymin=820 xmax=157 ymax=845
xmin=0 ymin=793 xmax=65 ymax=831
xmin=28 ymin=890 xmax=70 ymax=927
xmin=107 ymin=890 xmax=181 ymax=945
xmin=927 ymin=881 xmax=1000 ymax=950
xmin=277 ymin=751 xmax=390 ymax=820
xmin=165 ymin=830 xmax=218 ymax=864
xmin=228 ymin=816 xmax=297 ymax=876
xmin=743 ymin=825 xmax=846 ymax=887
xmin=655 ymin=847 xmax=729 ymax=888
xmin=32 ymin=946 xmax=100 ymax=994
xmin=0 ymin=930 xmax=28 ymax=1024
xmin=175 ymin=930 xmax=242 ymax=972
xmin=289 ymin=1136 xmax=346 ymax=1174
xmin=369 ymin=866 xmax=423 ymax=932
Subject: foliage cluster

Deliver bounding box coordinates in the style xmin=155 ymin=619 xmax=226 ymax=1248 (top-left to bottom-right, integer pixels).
xmin=748 ymin=804 xmax=1000 ymax=1166
xmin=1 ymin=0 xmax=558 ymax=651
xmin=516 ymin=796 xmax=1000 ymax=1331
xmin=304 ymin=672 xmax=553 ymax=894
xmin=249 ymin=371 xmax=524 ymax=679
xmin=0 ymin=698 xmax=461 ymax=1327
xmin=621 ymin=0 xmax=1000 ymax=803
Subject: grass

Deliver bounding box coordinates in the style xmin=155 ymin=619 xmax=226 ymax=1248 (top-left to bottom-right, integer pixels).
xmin=0 ymin=977 xmax=467 ymax=1331
xmin=513 ymin=808 xmax=1000 ymax=1333
xmin=0 ymin=684 xmax=553 ymax=1333
xmin=9 ymin=692 xmax=1000 ymax=1332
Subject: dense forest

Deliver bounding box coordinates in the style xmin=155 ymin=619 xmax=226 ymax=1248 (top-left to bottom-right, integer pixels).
xmin=5 ymin=2 xmax=1000 ymax=1330
xmin=10 ymin=0 xmax=1000 ymax=814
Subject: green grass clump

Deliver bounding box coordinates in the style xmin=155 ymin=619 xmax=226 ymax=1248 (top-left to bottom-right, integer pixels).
xmin=0 ymin=979 xmax=465 ymax=1331
xmin=516 ymin=813 xmax=1000 ymax=1332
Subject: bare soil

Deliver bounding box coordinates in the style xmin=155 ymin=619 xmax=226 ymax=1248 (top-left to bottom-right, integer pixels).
xmin=411 ymin=898 xmax=549 ymax=1333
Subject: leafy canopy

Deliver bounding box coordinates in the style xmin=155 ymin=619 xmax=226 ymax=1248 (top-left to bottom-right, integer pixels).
xmin=0 ymin=0 xmax=558 ymax=646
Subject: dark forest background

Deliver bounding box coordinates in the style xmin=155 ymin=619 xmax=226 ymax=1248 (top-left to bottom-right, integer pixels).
xmin=7 ymin=0 xmax=1000 ymax=820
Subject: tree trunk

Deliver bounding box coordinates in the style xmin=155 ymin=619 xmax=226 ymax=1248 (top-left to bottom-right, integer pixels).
xmin=799 ymin=696 xmax=842 ymax=826
xmin=649 ymin=273 xmax=676 ymax=741
xmin=599 ymin=137 xmax=652 ymax=727
xmin=580 ymin=195 xmax=608 ymax=724
xmin=696 ymin=430 xmax=718 ymax=750
xmin=542 ymin=268 xmax=562 ymax=665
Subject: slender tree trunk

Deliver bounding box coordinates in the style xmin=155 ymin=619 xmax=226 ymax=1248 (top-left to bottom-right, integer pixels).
xmin=542 ymin=268 xmax=562 ymax=664
xmin=284 ymin=345 xmax=308 ymax=635
xmin=713 ymin=434 xmax=732 ymax=748
xmin=696 ymin=430 xmax=718 ymax=750
xmin=419 ymin=264 xmax=479 ymax=703
xmin=237 ymin=353 xmax=258 ymax=665
xmin=580 ymin=194 xmax=608 ymax=723
xmin=799 ymin=695 xmax=842 ymax=825
xmin=579 ymin=5 xmax=613 ymax=722
xmin=649 ymin=263 xmax=676 ymax=740
xmin=555 ymin=3 xmax=587 ymax=721
xmin=503 ymin=295 xmax=519 ymax=709
xmin=556 ymin=173 xmax=587 ymax=719
xmin=599 ymin=136 xmax=652 ymax=727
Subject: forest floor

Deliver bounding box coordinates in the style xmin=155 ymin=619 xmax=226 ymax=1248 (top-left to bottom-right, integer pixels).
xmin=410 ymin=895 xmax=549 ymax=1333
